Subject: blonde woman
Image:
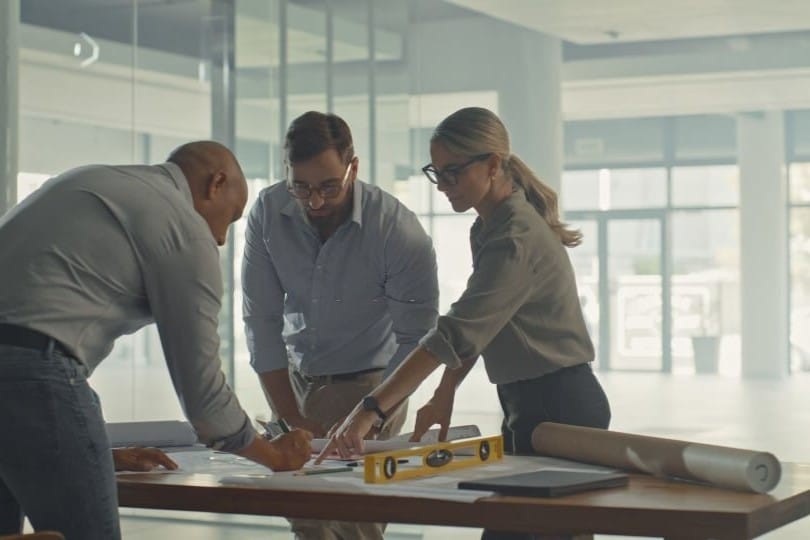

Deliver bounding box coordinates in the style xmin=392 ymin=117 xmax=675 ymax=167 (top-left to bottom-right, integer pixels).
xmin=318 ymin=107 xmax=610 ymax=471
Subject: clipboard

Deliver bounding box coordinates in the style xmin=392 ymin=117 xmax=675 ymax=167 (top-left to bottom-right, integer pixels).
xmin=458 ymin=469 xmax=629 ymax=497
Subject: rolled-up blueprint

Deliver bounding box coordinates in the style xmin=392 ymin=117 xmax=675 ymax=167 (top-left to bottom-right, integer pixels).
xmin=531 ymin=422 xmax=781 ymax=493
xmin=106 ymin=420 xmax=198 ymax=449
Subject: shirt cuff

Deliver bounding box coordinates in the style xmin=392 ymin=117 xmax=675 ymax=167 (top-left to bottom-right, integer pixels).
xmin=245 ymin=323 xmax=288 ymax=373
xmin=208 ymin=416 xmax=257 ymax=453
xmin=419 ymin=329 xmax=463 ymax=370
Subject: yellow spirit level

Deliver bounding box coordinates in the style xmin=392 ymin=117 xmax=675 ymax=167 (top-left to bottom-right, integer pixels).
xmin=363 ymin=435 xmax=504 ymax=484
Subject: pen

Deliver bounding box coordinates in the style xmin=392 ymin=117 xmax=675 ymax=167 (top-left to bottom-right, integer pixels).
xmin=278 ymin=418 xmax=291 ymax=433
xmin=294 ymin=466 xmax=353 ymax=476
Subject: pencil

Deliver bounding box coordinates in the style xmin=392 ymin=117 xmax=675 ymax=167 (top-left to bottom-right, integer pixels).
xmin=294 ymin=466 xmax=352 ymax=476
xmin=345 ymin=459 xmax=409 ymax=467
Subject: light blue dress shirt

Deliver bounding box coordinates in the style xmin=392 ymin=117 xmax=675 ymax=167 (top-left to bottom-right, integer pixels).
xmin=242 ymin=180 xmax=439 ymax=378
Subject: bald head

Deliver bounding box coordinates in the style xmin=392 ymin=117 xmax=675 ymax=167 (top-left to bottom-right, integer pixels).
xmin=167 ymin=141 xmax=239 ymax=191
xmin=167 ymin=140 xmax=248 ymax=245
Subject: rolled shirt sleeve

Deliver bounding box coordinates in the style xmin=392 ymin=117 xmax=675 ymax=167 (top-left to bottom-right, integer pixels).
xmin=242 ymin=196 xmax=289 ymax=374
xmin=420 ymin=235 xmax=538 ymax=370
xmin=381 ymin=212 xmax=439 ymax=378
xmin=143 ymin=236 xmax=255 ymax=452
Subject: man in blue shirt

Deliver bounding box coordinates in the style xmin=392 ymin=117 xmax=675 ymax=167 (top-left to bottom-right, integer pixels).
xmin=242 ymin=111 xmax=438 ymax=539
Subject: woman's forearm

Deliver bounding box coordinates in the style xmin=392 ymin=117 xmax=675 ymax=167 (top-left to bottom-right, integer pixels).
xmin=372 ymin=345 xmax=441 ymax=413
xmin=437 ymin=356 xmax=479 ymax=393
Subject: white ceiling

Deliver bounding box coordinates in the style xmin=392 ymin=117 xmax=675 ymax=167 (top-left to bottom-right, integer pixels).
xmin=447 ymin=0 xmax=810 ymax=44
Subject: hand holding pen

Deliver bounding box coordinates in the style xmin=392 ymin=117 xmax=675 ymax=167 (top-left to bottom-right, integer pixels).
xmin=255 ymin=417 xmax=314 ymax=470
xmin=259 ymin=415 xmax=326 ymax=438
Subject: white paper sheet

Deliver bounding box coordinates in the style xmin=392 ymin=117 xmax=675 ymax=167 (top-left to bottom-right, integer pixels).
xmin=106 ymin=420 xmax=199 ymax=449
xmin=310 ymin=424 xmax=483 ymax=456
xmin=218 ymin=455 xmax=611 ymax=502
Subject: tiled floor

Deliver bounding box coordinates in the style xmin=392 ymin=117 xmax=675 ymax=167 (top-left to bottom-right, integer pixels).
xmin=30 ymin=371 xmax=810 ymax=538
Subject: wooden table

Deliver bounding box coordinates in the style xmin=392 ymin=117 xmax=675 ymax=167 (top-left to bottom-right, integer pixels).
xmin=117 ymin=460 xmax=810 ymax=539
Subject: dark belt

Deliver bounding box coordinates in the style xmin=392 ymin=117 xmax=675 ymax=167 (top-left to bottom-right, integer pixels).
xmin=299 ymin=366 xmax=384 ymax=384
xmin=0 ymin=323 xmax=73 ymax=357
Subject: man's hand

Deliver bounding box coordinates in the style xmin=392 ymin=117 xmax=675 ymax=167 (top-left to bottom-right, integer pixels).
xmin=265 ymin=429 xmax=313 ymax=471
xmin=112 ymin=447 xmax=178 ymax=472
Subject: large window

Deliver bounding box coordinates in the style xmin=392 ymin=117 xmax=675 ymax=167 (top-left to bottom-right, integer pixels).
xmin=563 ymin=115 xmax=740 ymax=375
xmin=788 ymin=110 xmax=810 ymax=373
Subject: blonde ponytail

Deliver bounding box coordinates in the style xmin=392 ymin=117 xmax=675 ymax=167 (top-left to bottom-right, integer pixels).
xmin=432 ymin=106 xmax=582 ymax=248
xmin=506 ymin=155 xmax=582 ymax=248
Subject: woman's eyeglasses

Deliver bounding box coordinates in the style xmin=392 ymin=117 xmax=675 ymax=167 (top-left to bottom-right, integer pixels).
xmin=422 ymin=153 xmax=490 ymax=186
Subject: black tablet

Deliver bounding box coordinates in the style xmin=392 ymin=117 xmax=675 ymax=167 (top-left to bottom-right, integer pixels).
xmin=458 ymin=469 xmax=629 ymax=497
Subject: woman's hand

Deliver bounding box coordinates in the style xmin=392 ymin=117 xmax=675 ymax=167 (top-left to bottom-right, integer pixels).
xmin=410 ymin=385 xmax=455 ymax=442
xmin=112 ymin=447 xmax=178 ymax=472
xmin=314 ymin=405 xmax=378 ymax=463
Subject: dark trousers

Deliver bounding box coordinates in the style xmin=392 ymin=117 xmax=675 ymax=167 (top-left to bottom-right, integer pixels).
xmin=497 ymin=363 xmax=611 ymax=454
xmin=484 ymin=363 xmax=611 ymax=540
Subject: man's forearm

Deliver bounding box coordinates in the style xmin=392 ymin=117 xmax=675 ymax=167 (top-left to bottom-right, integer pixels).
xmin=236 ymin=430 xmax=312 ymax=472
xmin=237 ymin=433 xmax=283 ymax=468
xmin=258 ymin=368 xmax=302 ymax=421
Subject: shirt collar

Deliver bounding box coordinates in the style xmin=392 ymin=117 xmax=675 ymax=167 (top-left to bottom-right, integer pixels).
xmin=473 ymin=188 xmax=526 ymax=237
xmin=350 ymin=179 xmax=364 ymax=226
xmin=157 ymin=162 xmax=194 ymax=208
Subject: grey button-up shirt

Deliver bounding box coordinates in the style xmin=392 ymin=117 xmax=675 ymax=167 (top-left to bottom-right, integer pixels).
xmin=0 ymin=162 xmax=254 ymax=452
xmin=420 ymin=189 xmax=594 ymax=384
xmin=242 ymin=180 xmax=438 ymax=378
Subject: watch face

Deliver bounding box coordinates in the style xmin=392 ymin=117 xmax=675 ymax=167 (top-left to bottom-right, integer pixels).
xmin=361 ymin=396 xmax=386 ymax=422
xmin=362 ymin=396 xmax=377 ymax=410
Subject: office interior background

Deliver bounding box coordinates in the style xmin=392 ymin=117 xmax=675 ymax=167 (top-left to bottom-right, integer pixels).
xmin=1 ymin=1 xmax=810 ymax=538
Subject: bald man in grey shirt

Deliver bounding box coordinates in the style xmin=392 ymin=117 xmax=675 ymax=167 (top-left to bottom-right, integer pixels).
xmin=0 ymin=142 xmax=311 ymax=540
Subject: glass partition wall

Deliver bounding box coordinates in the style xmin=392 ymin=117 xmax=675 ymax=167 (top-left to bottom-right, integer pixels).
xmin=19 ymin=0 xmax=232 ymax=421
xmin=13 ymin=0 xmax=810 ymax=432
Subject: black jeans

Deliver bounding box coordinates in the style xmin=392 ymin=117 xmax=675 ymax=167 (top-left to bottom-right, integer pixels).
xmin=483 ymin=363 xmax=611 ymax=540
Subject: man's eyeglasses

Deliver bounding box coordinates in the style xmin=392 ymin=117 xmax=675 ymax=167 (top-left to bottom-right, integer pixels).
xmin=422 ymin=153 xmax=491 ymax=186
xmin=286 ymin=159 xmax=353 ymax=200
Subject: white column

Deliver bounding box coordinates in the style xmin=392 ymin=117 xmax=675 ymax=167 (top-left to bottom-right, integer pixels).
xmin=0 ymin=0 xmax=19 ymax=215
xmin=497 ymin=33 xmax=562 ymax=193
xmin=737 ymin=111 xmax=789 ymax=378
xmin=408 ymin=17 xmax=562 ymax=192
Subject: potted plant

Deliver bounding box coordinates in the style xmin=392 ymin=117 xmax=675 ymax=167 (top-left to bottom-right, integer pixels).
xmin=691 ymin=291 xmax=720 ymax=374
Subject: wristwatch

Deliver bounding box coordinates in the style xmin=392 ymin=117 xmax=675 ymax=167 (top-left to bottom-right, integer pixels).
xmin=362 ymin=395 xmax=388 ymax=425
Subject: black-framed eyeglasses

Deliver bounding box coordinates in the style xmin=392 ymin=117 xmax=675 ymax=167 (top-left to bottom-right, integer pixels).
xmin=422 ymin=153 xmax=491 ymax=186
xmin=286 ymin=159 xmax=354 ymax=200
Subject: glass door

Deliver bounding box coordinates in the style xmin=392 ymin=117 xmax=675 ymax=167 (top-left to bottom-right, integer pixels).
xmin=568 ymin=219 xmax=600 ymax=368
xmin=568 ymin=211 xmax=670 ymax=372
xmin=607 ymin=217 xmax=666 ymax=371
